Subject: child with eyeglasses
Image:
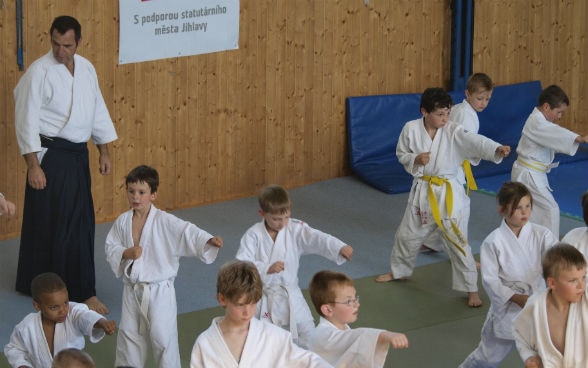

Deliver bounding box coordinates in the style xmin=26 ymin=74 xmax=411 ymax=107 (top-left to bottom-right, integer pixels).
xmin=308 ymin=270 xmax=408 ymax=367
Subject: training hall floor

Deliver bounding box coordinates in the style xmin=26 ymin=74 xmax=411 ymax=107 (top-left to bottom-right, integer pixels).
xmin=0 ymin=176 xmax=583 ymax=367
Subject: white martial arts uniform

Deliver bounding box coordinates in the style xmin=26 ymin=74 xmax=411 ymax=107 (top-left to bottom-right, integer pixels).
xmin=562 ymin=227 xmax=588 ymax=258
xmin=459 ymin=220 xmax=557 ymax=367
xmin=511 ymin=107 xmax=580 ymax=239
xmin=4 ymin=302 xmax=105 ymax=368
xmin=236 ymin=218 xmax=347 ymax=348
xmin=105 ymin=206 xmax=219 ymax=368
xmin=309 ymin=317 xmax=389 ymax=368
xmin=425 ymin=100 xmax=481 ymax=251
xmin=389 ymin=118 xmax=504 ymax=292
xmin=513 ymin=288 xmax=588 ymax=367
xmin=190 ymin=317 xmax=333 ymax=368
xmin=14 ymin=50 xmax=117 ymax=160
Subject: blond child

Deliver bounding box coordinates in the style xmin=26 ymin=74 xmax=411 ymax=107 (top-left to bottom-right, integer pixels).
xmin=4 ymin=273 xmax=116 ymax=368
xmin=308 ymin=270 xmax=408 ymax=367
xmin=511 ymin=85 xmax=588 ymax=239
xmin=105 ymin=165 xmax=223 ymax=368
xmin=513 ymin=243 xmax=588 ymax=367
xmin=190 ymin=260 xmax=332 ymax=367
xmin=236 ymin=184 xmax=353 ymax=348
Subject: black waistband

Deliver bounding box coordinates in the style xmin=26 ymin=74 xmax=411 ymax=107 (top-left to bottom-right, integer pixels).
xmin=40 ymin=135 xmax=87 ymax=152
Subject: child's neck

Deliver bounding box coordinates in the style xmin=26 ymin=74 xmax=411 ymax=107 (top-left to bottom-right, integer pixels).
xmin=423 ymin=119 xmax=438 ymax=139
xmin=326 ymin=317 xmax=347 ymax=330
xmin=133 ymin=203 xmax=152 ymax=219
xmin=41 ymin=317 xmax=57 ymax=355
xmin=219 ymin=317 xmax=250 ymax=362
xmin=264 ymin=221 xmax=279 ymax=241
xmin=547 ymin=289 xmax=571 ymax=313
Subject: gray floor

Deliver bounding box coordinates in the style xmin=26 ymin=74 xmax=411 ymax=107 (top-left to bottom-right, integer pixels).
xmin=0 ymin=176 xmax=582 ymax=363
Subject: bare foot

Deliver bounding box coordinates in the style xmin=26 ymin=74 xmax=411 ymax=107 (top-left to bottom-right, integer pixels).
xmin=476 ymin=261 xmax=481 ymax=270
xmin=375 ymin=272 xmax=394 ymax=282
xmin=468 ymin=292 xmax=483 ymax=308
xmin=85 ymin=296 xmax=110 ymax=315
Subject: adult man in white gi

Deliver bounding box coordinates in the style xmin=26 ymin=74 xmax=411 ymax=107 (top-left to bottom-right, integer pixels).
xmin=14 ymin=15 xmax=117 ymax=314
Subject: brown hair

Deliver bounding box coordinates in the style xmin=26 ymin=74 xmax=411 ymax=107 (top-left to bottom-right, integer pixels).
xmin=258 ymin=184 xmax=291 ymax=214
xmin=217 ymin=260 xmax=263 ymax=304
xmin=309 ymin=270 xmax=354 ymax=317
xmin=542 ymin=243 xmax=586 ymax=280
xmin=497 ymin=181 xmax=533 ymax=217
xmin=31 ymin=272 xmax=67 ymax=303
xmin=466 ymin=73 xmax=493 ymax=93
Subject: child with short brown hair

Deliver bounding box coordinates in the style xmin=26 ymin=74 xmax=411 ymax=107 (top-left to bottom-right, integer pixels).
xmin=190 ymin=260 xmax=332 ymax=367
xmin=308 ymin=270 xmax=408 ymax=367
xmin=513 ymin=243 xmax=588 ymax=367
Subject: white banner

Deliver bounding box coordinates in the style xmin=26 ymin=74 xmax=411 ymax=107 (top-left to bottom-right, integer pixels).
xmin=119 ymin=0 xmax=239 ymax=64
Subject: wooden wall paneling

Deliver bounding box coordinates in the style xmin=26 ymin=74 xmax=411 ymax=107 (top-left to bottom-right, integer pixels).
xmin=1 ymin=2 xmax=21 ymax=235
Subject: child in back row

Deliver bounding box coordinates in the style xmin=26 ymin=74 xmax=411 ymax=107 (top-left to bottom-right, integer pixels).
xmin=513 ymin=243 xmax=588 ymax=367
xmin=190 ymin=260 xmax=332 ymax=367
xmin=423 ymin=73 xmax=494 ymax=253
xmin=105 ymin=165 xmax=223 ymax=368
xmin=376 ymin=87 xmax=511 ymax=308
xmin=459 ymin=181 xmax=557 ymax=368
xmin=236 ymin=184 xmax=353 ymax=348
xmin=308 ymin=270 xmax=409 ymax=367
xmin=4 ymin=272 xmax=116 ymax=368
xmin=511 ymin=84 xmax=588 ymax=239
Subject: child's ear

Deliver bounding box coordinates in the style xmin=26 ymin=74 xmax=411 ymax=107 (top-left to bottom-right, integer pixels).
xmin=151 ymin=191 xmax=158 ymax=201
xmin=320 ymin=304 xmax=333 ymax=317
xmin=546 ymin=276 xmax=556 ymax=290
xmin=217 ymin=293 xmax=227 ymax=307
xmin=32 ymin=300 xmax=41 ymax=312
xmin=258 ymin=209 xmax=265 ymax=218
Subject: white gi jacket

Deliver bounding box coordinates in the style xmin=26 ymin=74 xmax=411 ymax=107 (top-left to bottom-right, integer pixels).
xmin=481 ymin=220 xmax=557 ymax=339
xmin=309 ymin=317 xmax=388 ymax=368
xmin=190 ymin=317 xmax=333 ymax=368
xmin=236 ymin=219 xmax=347 ymax=329
xmin=513 ymin=289 xmax=588 ymax=367
xmin=14 ymin=51 xmax=117 ymax=158
xmin=4 ymin=302 xmax=105 ymax=368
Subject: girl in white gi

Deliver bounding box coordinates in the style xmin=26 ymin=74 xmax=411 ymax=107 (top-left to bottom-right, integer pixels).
xmin=236 ymin=184 xmax=354 ymax=349
xmin=4 ymin=272 xmax=116 ymax=368
xmin=459 ymin=181 xmax=557 ymax=368
xmin=423 ymin=73 xmax=494 ymax=253
xmin=190 ymin=260 xmax=332 ymax=368
xmin=105 ymin=165 xmax=223 ymax=368
xmin=375 ymin=87 xmax=511 ymax=308
xmin=511 ymin=84 xmax=588 ymax=239
xmin=308 ymin=270 xmax=408 ymax=367
xmin=561 ymin=191 xmax=588 ymax=257
xmin=513 ymin=243 xmax=588 ymax=368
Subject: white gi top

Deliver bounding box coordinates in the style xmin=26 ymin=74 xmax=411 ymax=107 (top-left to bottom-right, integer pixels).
xmin=4 ymin=302 xmax=105 ymax=368
xmin=236 ymin=218 xmax=347 ymax=325
xmin=105 ymin=205 xmax=218 ymax=283
xmin=481 ymin=220 xmax=556 ymax=339
xmin=310 ymin=317 xmax=388 ymax=368
xmin=14 ymin=50 xmax=117 ymax=157
xmin=190 ymin=317 xmax=333 ymax=368
xmin=514 ymin=288 xmax=588 ymax=367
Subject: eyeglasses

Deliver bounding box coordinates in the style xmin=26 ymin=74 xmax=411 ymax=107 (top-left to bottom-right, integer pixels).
xmin=330 ymin=296 xmax=360 ymax=306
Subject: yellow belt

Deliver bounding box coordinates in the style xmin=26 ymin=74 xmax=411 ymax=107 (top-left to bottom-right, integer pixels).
xmin=462 ymin=160 xmax=477 ymax=195
xmin=421 ymin=175 xmax=467 ymax=256
xmin=516 ymin=157 xmax=549 ymax=173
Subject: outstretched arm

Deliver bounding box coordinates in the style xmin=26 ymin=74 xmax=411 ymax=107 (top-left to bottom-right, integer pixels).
xmin=378 ymin=330 xmax=409 ymax=349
